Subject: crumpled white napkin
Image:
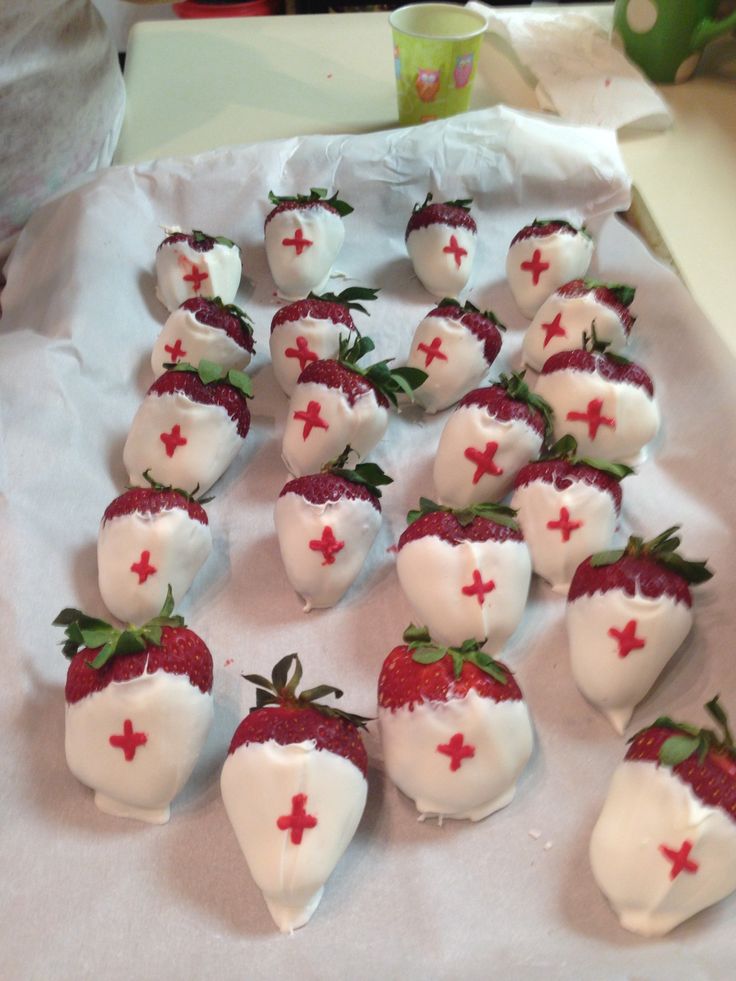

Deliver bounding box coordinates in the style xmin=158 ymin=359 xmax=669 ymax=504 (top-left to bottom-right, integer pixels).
xmin=467 ymin=3 xmax=673 ymax=131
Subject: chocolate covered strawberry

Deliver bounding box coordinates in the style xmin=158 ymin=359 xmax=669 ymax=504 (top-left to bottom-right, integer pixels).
xmin=566 ymin=527 xmax=713 ymax=734
xmin=590 ymin=696 xmax=736 ymax=937
xmin=56 ymin=588 xmax=213 ymax=824
xmin=405 ymin=299 xmax=504 ymax=413
xmin=396 ymin=499 xmax=531 ymax=651
xmin=433 ymin=372 xmax=552 ymax=508
xmin=506 ymin=219 xmax=594 ymax=318
xmin=221 ymin=653 xmax=369 ymax=933
xmin=264 ymin=188 xmax=353 ymax=300
xmin=275 ymin=450 xmax=392 ymax=611
xmin=97 ymin=470 xmax=213 ymax=626
xmin=378 ymin=626 xmax=533 ymax=821
xmin=281 ymin=335 xmax=426 ymax=477
xmin=151 ymin=296 xmax=255 ymax=378
xmin=269 ymin=287 xmax=377 ymax=397
xmin=511 ymin=435 xmax=632 ymax=593
xmin=522 ymin=279 xmax=635 ymax=371
xmin=405 ymin=194 xmax=477 ymax=298
xmin=155 ymin=228 xmax=242 ymax=312
xmin=123 ymin=360 xmax=253 ymax=494
xmin=534 ymin=332 xmax=660 ymax=465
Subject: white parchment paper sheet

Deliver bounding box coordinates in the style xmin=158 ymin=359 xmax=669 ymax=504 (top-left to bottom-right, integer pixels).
xmin=1 ymin=107 xmax=734 ymax=980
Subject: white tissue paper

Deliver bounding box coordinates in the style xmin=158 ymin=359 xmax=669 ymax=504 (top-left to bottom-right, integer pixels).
xmin=468 ymin=3 xmax=673 ymax=131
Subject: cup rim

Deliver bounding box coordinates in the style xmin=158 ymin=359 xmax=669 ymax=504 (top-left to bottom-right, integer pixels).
xmin=389 ymin=3 xmax=489 ymax=41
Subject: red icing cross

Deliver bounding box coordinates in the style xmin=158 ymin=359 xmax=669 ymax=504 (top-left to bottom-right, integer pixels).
xmin=464 ymin=441 xmax=503 ymax=485
xmin=546 ymin=506 xmax=583 ymax=543
xmin=541 ymin=312 xmax=567 ymax=348
xmin=608 ymin=619 xmax=646 ymax=658
xmin=659 ymin=840 xmax=699 ymax=880
xmin=309 ymin=525 xmax=345 ymax=565
xmin=164 ymin=339 xmax=187 ymax=363
xmin=520 ymin=248 xmax=550 ymax=286
xmin=282 ymin=228 xmax=313 ymax=256
xmin=461 ymin=569 xmax=495 ymax=606
xmin=437 ymin=732 xmax=476 ymax=772
xmin=130 ymin=550 xmax=157 ymax=584
xmin=443 ymin=235 xmax=467 ymax=268
xmin=285 ymin=335 xmax=318 ymax=373
xmin=277 ymin=793 xmax=318 ymax=845
xmin=109 ymin=719 xmax=148 ymax=762
xmin=417 ymin=336 xmax=448 ymax=367
xmin=160 ymin=424 xmax=188 ymax=457
xmin=566 ymin=398 xmax=615 ymax=440
xmin=293 ymin=400 xmax=329 ymax=440
xmin=182 ymin=263 xmax=209 ymax=293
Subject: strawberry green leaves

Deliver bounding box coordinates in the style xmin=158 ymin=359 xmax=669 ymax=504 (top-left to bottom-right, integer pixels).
xmin=403 ymin=625 xmax=507 ymax=684
xmin=268 ymin=188 xmax=354 ymax=217
xmin=168 ymin=359 xmax=253 ymax=399
xmin=542 ymin=435 xmax=635 ymax=482
xmin=406 ymin=497 xmax=520 ymax=532
xmin=436 ymin=297 xmax=506 ymax=330
xmin=590 ymin=526 xmax=713 ymax=584
xmin=310 ymin=286 xmax=379 ymax=316
xmin=325 ymin=446 xmax=393 ymax=499
xmin=412 ymin=193 xmax=473 ymax=215
xmin=499 ymin=371 xmax=554 ymax=441
xmin=191 ymin=229 xmax=238 ymax=250
xmin=638 ymin=696 xmax=736 ymax=769
xmin=337 ymin=334 xmax=427 ymax=406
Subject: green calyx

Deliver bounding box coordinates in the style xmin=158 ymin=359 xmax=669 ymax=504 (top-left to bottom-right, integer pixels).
xmin=581 ymin=278 xmax=636 ymax=308
xmin=402 ymin=625 xmax=507 ymax=684
xmin=581 ymin=324 xmax=631 ymax=365
xmin=191 ymin=229 xmax=237 ymax=250
xmin=413 ymin=192 xmax=473 ymax=214
xmin=209 ymin=296 xmax=255 ymax=340
xmin=633 ymin=695 xmax=736 ymax=769
xmin=242 ymin=652 xmax=371 ymax=728
xmin=53 ymin=586 xmax=184 ymax=670
xmin=167 ymin=359 xmax=253 ymax=399
xmin=136 ymin=468 xmax=214 ymax=506
xmin=337 ymin=335 xmax=427 ymax=407
xmin=499 ymin=371 xmax=554 ymax=441
xmin=323 ymin=446 xmax=393 ymax=499
xmin=540 ymin=435 xmax=635 ymax=482
xmin=436 ymin=297 xmax=506 ymax=331
xmin=530 ymin=218 xmax=591 ymax=240
xmin=309 ymin=286 xmax=379 ymax=317
xmin=589 ymin=526 xmax=713 ymax=584
xmin=406 ymin=496 xmax=519 ymax=532
xmin=268 ymin=188 xmax=354 ymax=218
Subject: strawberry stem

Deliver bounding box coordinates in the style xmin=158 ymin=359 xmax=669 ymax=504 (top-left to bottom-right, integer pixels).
xmin=403 ymin=625 xmax=507 ymax=684
xmin=406 ymin=497 xmax=519 ymax=532
xmin=590 ymin=526 xmax=713 ymax=584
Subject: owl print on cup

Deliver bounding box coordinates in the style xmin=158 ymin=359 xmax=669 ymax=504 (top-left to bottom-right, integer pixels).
xmin=416 ymin=67 xmax=441 ymax=103
xmin=454 ymin=54 xmax=474 ymax=89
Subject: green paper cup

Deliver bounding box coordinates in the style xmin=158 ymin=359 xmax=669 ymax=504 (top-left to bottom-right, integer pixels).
xmin=390 ymin=3 xmax=488 ymax=126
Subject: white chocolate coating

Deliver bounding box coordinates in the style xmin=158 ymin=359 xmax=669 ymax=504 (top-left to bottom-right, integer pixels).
xmin=123 ymin=390 xmax=245 ymax=494
xmin=151 ymin=307 xmax=252 ymax=379
xmin=265 ymin=208 xmax=345 ymax=301
xmin=396 ymin=536 xmax=531 ymax=651
xmin=379 ymin=690 xmax=533 ymax=821
xmin=434 ymin=404 xmax=543 ymax=507
xmin=155 ymin=239 xmax=242 ymax=312
xmin=65 ymin=671 xmax=213 ymax=824
xmin=274 ymin=493 xmax=381 ymax=611
xmin=506 ymin=231 xmax=594 ymax=319
xmin=590 ymin=760 xmax=736 ymax=936
xmin=566 ymin=590 xmax=693 ymax=733
xmin=407 ymin=223 xmax=476 ymax=299
xmin=220 ymin=740 xmax=367 ymax=933
xmin=534 ymin=368 xmax=660 ymax=465
xmin=510 ymin=478 xmax=618 ymax=594
xmin=282 ymin=381 xmax=388 ymax=477
xmin=270 ymin=315 xmax=348 ymax=397
xmin=97 ymin=507 xmax=212 ymax=626
xmin=406 ymin=314 xmax=491 ymax=414
xmin=522 ymin=292 xmax=629 ymax=372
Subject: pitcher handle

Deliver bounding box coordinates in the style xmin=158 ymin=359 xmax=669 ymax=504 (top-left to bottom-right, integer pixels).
xmin=691 ymin=10 xmax=736 ymax=49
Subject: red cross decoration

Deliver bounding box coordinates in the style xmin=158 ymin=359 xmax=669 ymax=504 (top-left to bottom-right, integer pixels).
xmin=417 ymin=336 xmax=448 ymax=367
xmin=109 ymin=719 xmax=148 ymax=762
xmin=566 ymin=398 xmax=615 ymax=440
xmin=461 ymin=569 xmax=496 ymax=606
xmin=285 ymin=335 xmax=318 ymax=373
xmin=164 ymin=338 xmax=187 ymax=363
xmin=520 ymin=248 xmax=550 ymax=286
xmin=464 ymin=441 xmax=503 ymax=485
xmin=293 ymin=400 xmax=329 ymax=440
xmin=309 ymin=525 xmax=345 ymax=565
xmin=437 ymin=732 xmax=476 ymax=772
xmin=541 ymin=312 xmax=567 ymax=348
xmin=160 ymin=423 xmax=188 ymax=457
xmin=443 ymin=234 xmax=467 ymax=268
xmin=130 ymin=550 xmax=157 ymax=584
xmin=608 ymin=619 xmax=646 ymax=658
xmin=546 ymin=506 xmax=583 ymax=543
xmin=276 ymin=793 xmax=318 ymax=845
xmin=182 ymin=262 xmax=209 ymax=293
xmin=282 ymin=228 xmax=313 ymax=256
xmin=659 ymin=840 xmax=699 ymax=880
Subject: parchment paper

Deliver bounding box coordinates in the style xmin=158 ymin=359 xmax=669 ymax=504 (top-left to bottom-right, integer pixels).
xmin=1 ymin=107 xmax=734 ymax=981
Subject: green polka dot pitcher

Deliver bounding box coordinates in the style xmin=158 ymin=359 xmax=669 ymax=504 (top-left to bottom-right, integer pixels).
xmin=613 ymin=0 xmax=736 ymax=83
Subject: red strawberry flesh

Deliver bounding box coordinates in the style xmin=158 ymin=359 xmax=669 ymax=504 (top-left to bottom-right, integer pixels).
xmin=555 ymin=279 xmax=635 ymax=335
xmin=180 ymin=297 xmax=253 ymax=352
xmin=149 ymin=370 xmax=251 ymax=439
xmin=159 ymin=232 xmax=216 ymax=254
xmin=406 ymin=203 xmax=477 ymax=239
xmin=297 ymin=358 xmax=389 ymax=409
xmin=458 ymin=385 xmax=547 ymax=439
xmin=279 ymin=473 xmax=380 ymax=512
xmin=568 ymin=554 xmax=692 ymax=607
xmin=510 ymin=221 xmax=577 ymax=246
xmin=513 ymin=459 xmax=623 ymax=512
xmin=265 ymin=199 xmax=339 ymax=227
xmin=399 ymin=511 xmax=524 ymax=550
xmin=540 ymin=349 xmax=654 ymax=397
xmin=102 ymin=487 xmax=209 ymax=526
xmin=428 ymin=306 xmax=502 ymax=366
xmin=271 ymin=298 xmax=356 ymax=335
